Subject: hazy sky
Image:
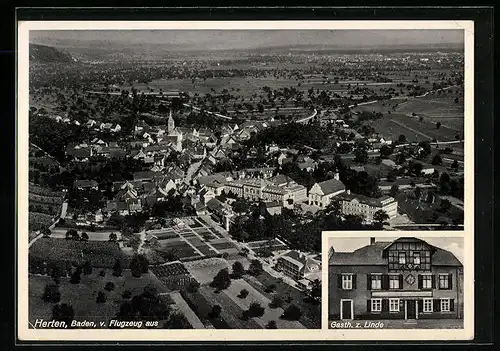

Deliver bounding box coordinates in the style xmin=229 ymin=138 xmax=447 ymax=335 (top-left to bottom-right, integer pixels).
xmin=329 ymin=237 xmax=464 ymax=264
xmin=30 ymin=29 xmax=463 ymax=50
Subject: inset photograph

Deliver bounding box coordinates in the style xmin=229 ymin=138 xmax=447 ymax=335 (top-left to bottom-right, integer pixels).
xmin=327 ymin=235 xmax=464 ymax=329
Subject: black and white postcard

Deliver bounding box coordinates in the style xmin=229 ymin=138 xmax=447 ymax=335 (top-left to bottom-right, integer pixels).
xmin=17 ymin=19 xmax=474 ymax=341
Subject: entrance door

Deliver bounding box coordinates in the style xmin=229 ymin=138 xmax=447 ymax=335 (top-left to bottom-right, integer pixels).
xmin=341 ymin=299 xmax=353 ymax=320
xmin=406 ymin=300 xmax=417 ymax=319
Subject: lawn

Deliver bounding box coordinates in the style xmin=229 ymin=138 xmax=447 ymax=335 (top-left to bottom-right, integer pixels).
xmin=183 ymin=257 xmax=229 ymax=285
xmin=244 ymin=272 xmax=321 ymax=329
xmin=29 ymin=269 xmax=169 ymax=328
xmin=199 ymin=285 xmax=261 ymax=329
xmin=29 ymin=237 xmax=126 ymax=269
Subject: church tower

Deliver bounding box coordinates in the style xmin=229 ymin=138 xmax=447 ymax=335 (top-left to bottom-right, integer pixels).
xmin=167 ymin=109 xmax=175 ymax=134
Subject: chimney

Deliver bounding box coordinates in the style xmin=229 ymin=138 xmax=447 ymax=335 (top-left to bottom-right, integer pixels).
xmin=370 ymin=237 xmax=376 ymax=245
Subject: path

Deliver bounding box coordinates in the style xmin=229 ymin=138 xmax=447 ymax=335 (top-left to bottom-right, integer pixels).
xmin=168 ymin=291 xmax=205 ymax=329
xmin=29 ymin=200 xmax=68 ymax=247
xmin=296 ymin=109 xmax=318 ymax=123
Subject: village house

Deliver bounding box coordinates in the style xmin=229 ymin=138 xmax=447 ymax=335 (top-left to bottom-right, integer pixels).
xmin=308 ymin=174 xmax=346 ymax=208
xmin=329 ymin=237 xmax=463 ymax=321
xmin=276 ymin=250 xmax=322 ymax=290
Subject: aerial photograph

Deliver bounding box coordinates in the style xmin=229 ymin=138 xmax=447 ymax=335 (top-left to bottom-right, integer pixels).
xmin=27 ymin=29 xmax=465 ymax=329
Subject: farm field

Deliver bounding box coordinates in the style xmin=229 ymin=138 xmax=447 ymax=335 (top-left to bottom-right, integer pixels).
xmin=29 ymin=183 xmax=65 ymax=231
xmin=29 ymin=237 xmax=126 ymax=268
xmin=363 ymin=113 xmax=460 ymax=143
xmin=29 ymin=269 xmax=169 ymax=328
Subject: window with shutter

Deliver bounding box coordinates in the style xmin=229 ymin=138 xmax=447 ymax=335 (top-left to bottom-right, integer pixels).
xmin=440 ymin=298 xmax=450 ymax=312
xmin=433 ymin=299 xmax=441 ymax=312
xmin=337 ymin=274 xmax=342 ymax=288
xmin=423 ymin=298 xmax=433 ymax=313
xmin=399 ymin=274 xmax=404 ymax=289
xmin=367 ymin=299 xmax=371 ymax=312
xmin=450 ymin=299 xmax=455 ymax=311
xmin=418 ymin=275 xmax=423 ymax=289
xmin=367 ymin=274 xmax=372 ymax=290
xmin=382 ymin=274 xmax=389 ymax=290
xmin=382 ymin=299 xmax=389 ymax=312
xmin=448 ymin=274 xmax=453 ymax=290
xmin=431 ymin=275 xmax=436 ymax=289
xmin=352 ymin=274 xmax=357 ymax=289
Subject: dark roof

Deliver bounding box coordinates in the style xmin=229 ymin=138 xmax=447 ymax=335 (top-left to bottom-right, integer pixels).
xmin=74 ymin=179 xmax=98 ymax=188
xmin=330 ymin=238 xmax=463 ymax=267
xmin=329 ymin=241 xmax=390 ymax=265
xmin=133 ymin=171 xmax=163 ymax=181
xmin=337 ymin=193 xmax=395 ymax=207
xmin=316 ymin=178 xmax=346 ymax=195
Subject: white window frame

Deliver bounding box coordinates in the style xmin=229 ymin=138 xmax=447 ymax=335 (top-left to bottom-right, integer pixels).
xmin=342 ymin=274 xmax=353 ymax=290
xmin=413 ymin=252 xmax=421 ymax=264
xmin=421 ymin=274 xmax=433 ymax=289
xmin=389 ymin=298 xmax=400 ymax=312
xmin=371 ymin=274 xmax=382 ymax=290
xmin=371 ymin=298 xmax=382 ymax=312
xmin=423 ymin=298 xmax=433 ymax=313
xmin=441 ymin=298 xmax=450 ymax=312
xmin=389 ymin=275 xmax=400 ymax=289
xmin=398 ymin=252 xmax=406 ymax=264
xmin=439 ymin=274 xmax=450 ymax=289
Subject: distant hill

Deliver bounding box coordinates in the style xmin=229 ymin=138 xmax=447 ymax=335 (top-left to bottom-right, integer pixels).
xmin=30 ymin=44 xmax=75 ymax=63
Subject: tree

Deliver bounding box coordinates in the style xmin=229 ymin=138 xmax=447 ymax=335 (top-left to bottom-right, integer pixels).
xmin=439 ymin=199 xmax=452 ymax=213
xmin=122 ymin=290 xmax=132 ymax=299
xmin=43 ymin=284 xmax=61 ymax=303
xmin=70 ymin=267 xmax=81 ymax=284
xmin=81 ymin=232 xmax=89 ymax=241
xmin=186 ymin=280 xmax=200 ymax=293
xmin=248 ymin=259 xmax=263 ymax=276
xmin=397 ymin=134 xmax=407 ymax=144
xmin=281 ymin=305 xmax=302 ymax=321
xmin=266 ymin=320 xmax=278 ymax=329
xmin=112 ymin=259 xmax=122 ymax=277
xmin=104 ymin=282 xmax=115 ymax=291
xmin=231 ymin=261 xmax=245 ymax=279
xmin=269 ymin=295 xmax=283 ymax=309
xmin=82 ymin=260 xmax=92 ymax=275
xmin=265 ymin=283 xmax=277 ymax=293
xmin=52 ymin=303 xmax=74 ymax=326
xmin=373 ymin=210 xmax=390 ymax=226
xmin=245 ymin=302 xmax=265 ymax=318
xmin=354 ymin=145 xmax=368 ymax=164
xmin=41 ymin=227 xmax=51 ymax=238
xmin=130 ymin=254 xmax=149 ymax=278
xmin=379 ymin=145 xmax=392 ymax=158
xmin=238 ymin=289 xmax=249 ymax=299
xmin=436 ymin=121 xmax=442 ymax=129
xmin=232 ymin=197 xmax=252 ymax=214
xmin=51 ymin=266 xmax=62 ymax=285
xmin=109 ymin=232 xmax=118 ymax=242
xmin=66 ymin=229 xmax=78 ymax=240
xmin=451 ymin=160 xmax=460 ymax=171
xmin=96 ymin=291 xmax=107 ymax=303
xmin=210 ymin=304 xmax=222 ymax=319
xmin=432 ymin=154 xmax=443 ymax=165
xmin=164 ymin=312 xmax=192 ymax=329
xmin=210 ymin=268 xmax=231 ymax=291
xmin=389 ymin=184 xmax=399 ymax=197
xmin=395 ymin=152 xmax=406 ymax=165
xmin=414 ymin=187 xmax=422 ymax=200
xmin=309 ymin=279 xmax=321 ymax=301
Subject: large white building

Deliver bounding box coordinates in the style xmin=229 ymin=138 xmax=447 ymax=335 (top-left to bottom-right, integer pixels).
xmin=223 ymin=177 xmax=307 ymax=209
xmin=308 ymin=174 xmax=346 ymax=208
xmin=338 ymin=191 xmax=398 ymax=221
